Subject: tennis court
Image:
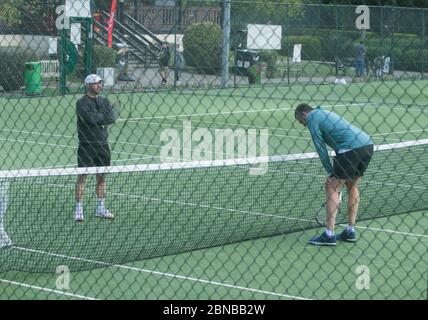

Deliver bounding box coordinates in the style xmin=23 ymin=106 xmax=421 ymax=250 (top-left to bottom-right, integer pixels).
xmin=0 ymin=80 xmax=427 ymax=300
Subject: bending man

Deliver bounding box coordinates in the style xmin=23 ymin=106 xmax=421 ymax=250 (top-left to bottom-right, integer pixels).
xmin=295 ymin=104 xmax=374 ymax=246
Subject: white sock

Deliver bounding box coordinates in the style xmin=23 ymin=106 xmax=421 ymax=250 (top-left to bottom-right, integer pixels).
xmin=325 ymin=229 xmax=334 ymax=237
xmin=0 ymin=222 xmax=5 ymax=236
xmin=75 ymin=202 xmax=83 ymax=212
xmin=346 ymin=225 xmax=355 ymax=232
xmin=97 ymin=198 xmax=105 ymax=208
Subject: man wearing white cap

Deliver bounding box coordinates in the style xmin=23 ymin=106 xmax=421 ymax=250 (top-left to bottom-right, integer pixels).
xmin=74 ymin=74 xmax=118 ymax=222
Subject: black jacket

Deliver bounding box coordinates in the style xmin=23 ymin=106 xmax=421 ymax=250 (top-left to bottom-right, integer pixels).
xmin=76 ymin=95 xmax=118 ymax=145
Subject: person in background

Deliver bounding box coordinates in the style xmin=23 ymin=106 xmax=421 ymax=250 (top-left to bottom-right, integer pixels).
xmin=355 ymin=40 xmax=367 ymax=79
xmin=158 ymin=41 xmax=171 ymax=85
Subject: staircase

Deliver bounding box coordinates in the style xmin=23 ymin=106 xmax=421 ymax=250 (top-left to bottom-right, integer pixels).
xmin=93 ymin=11 xmax=163 ymax=68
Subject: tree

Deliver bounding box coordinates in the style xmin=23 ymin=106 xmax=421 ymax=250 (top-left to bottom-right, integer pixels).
xmin=231 ymin=0 xmax=307 ymax=31
xmin=0 ymin=0 xmax=23 ymax=26
xmin=320 ymin=0 xmax=428 ymax=7
xmin=0 ymin=0 xmax=59 ymax=26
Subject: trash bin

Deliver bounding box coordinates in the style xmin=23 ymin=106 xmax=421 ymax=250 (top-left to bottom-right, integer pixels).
xmin=24 ymin=62 xmax=42 ymax=95
xmin=235 ymin=49 xmax=260 ymax=76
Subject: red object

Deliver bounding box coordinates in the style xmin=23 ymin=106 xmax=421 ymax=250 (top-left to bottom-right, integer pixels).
xmin=107 ymin=0 xmax=117 ymax=48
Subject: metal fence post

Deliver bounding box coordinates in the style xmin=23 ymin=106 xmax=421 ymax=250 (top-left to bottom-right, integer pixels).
xmin=221 ymin=0 xmax=231 ymax=88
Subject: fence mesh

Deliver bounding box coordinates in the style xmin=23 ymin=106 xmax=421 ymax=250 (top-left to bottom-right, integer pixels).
xmin=0 ymin=0 xmax=427 ymax=300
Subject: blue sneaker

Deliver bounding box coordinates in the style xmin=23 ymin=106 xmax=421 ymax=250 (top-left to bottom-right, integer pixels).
xmin=308 ymin=231 xmax=336 ymax=246
xmin=337 ymin=229 xmax=356 ymax=242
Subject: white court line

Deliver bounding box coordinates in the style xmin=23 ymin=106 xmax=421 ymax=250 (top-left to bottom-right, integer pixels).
xmin=372 ymin=129 xmax=427 ymax=136
xmin=10 ymin=246 xmax=309 ymax=300
xmin=27 ymin=157 xmax=156 ymax=170
xmin=116 ymin=101 xmax=424 ymax=123
xmin=5 ymin=125 xmax=427 ymax=161
xmin=119 ymin=107 xmax=297 ymax=121
xmin=0 ymin=137 xmax=145 ymax=158
xmin=116 ymin=103 xmax=364 ymax=122
xmin=113 ymin=119 xmax=311 ymax=140
xmin=334 ymin=102 xmax=427 ymax=113
xmin=0 ymin=278 xmax=97 ymax=300
xmin=2 ymin=101 xmax=426 ymax=145
xmin=0 ymin=134 xmax=269 ymax=162
xmin=348 ymin=225 xmax=428 ymax=239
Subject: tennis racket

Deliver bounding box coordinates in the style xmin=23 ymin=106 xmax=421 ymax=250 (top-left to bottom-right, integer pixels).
xmin=315 ymin=191 xmax=343 ymax=226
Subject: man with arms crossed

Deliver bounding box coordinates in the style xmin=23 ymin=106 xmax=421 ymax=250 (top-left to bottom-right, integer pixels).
xmin=75 ymin=74 xmax=118 ymax=222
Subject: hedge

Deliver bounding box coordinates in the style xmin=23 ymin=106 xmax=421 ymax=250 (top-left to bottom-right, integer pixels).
xmin=182 ymin=22 xmax=223 ymax=74
xmin=93 ymin=45 xmax=117 ymax=68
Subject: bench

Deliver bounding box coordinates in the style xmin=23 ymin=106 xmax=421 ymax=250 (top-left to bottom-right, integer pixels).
xmin=40 ymin=60 xmax=60 ymax=78
xmin=335 ymin=58 xmax=355 ymax=77
xmin=278 ymin=62 xmax=303 ymax=80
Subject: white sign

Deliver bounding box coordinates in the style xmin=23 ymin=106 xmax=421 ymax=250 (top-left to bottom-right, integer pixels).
xmin=355 ymin=5 xmax=370 ymax=30
xmin=247 ymin=24 xmax=282 ymax=50
xmin=70 ymin=23 xmax=81 ymax=45
xmin=65 ymin=0 xmax=91 ymax=18
xmin=292 ymin=44 xmax=302 ymax=63
xmin=48 ymin=37 xmax=58 ymax=55
xmin=383 ymin=57 xmax=391 ymax=74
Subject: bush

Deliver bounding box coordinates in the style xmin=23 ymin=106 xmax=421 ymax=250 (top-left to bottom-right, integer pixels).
xmin=247 ymin=64 xmax=261 ymax=84
xmin=93 ymin=45 xmax=117 ymax=68
xmin=182 ymin=22 xmax=223 ymax=74
xmin=0 ymin=47 xmax=39 ymax=92
xmin=258 ymin=50 xmax=278 ymax=78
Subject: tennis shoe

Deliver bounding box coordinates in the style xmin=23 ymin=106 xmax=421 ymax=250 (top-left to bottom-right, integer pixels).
xmin=308 ymin=231 xmax=336 ymax=246
xmin=0 ymin=232 xmax=12 ymax=248
xmin=96 ymin=207 xmax=114 ymax=219
xmin=336 ymin=229 xmax=356 ymax=242
xmin=74 ymin=209 xmax=84 ymax=222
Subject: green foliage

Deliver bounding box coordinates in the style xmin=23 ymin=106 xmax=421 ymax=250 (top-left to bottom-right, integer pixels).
xmin=247 ymin=64 xmax=262 ymax=84
xmin=259 ymin=50 xmax=279 ymax=78
xmin=321 ymin=0 xmax=428 ymax=7
xmin=365 ymin=34 xmax=427 ymax=72
xmin=182 ymin=22 xmax=223 ymax=74
xmin=0 ymin=47 xmax=40 ymax=92
xmin=0 ymin=0 xmax=22 ymax=25
xmin=93 ymin=45 xmax=117 ymax=68
xmin=282 ymin=28 xmax=426 ymax=72
xmin=0 ymin=0 xmax=55 ymax=26
xmin=282 ymin=36 xmax=322 ymax=60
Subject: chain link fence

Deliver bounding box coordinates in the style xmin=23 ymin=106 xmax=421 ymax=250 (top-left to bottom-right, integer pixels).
xmin=0 ymin=0 xmax=427 ymax=300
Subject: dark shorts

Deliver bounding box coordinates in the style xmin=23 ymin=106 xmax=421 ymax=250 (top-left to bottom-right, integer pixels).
xmin=78 ymin=143 xmax=111 ymax=167
xmin=331 ymin=144 xmax=374 ymax=180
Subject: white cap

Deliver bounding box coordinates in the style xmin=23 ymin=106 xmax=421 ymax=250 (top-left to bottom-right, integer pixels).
xmin=84 ymin=74 xmax=102 ymax=85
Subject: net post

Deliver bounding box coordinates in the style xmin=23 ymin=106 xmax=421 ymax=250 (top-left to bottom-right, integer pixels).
xmin=0 ymin=180 xmax=12 ymax=249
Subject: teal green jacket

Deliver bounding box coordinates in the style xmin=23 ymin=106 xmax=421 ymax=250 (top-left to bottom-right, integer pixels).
xmin=306 ymin=106 xmax=373 ymax=174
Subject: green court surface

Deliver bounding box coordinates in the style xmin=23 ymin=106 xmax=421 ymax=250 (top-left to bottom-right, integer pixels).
xmin=0 ymin=80 xmax=427 ymax=299
xmin=0 ymin=211 xmax=427 ymax=300
xmin=0 ymin=80 xmax=427 ymax=169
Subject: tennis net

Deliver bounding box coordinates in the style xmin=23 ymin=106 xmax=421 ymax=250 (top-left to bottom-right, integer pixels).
xmin=0 ymin=139 xmax=427 ymax=272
